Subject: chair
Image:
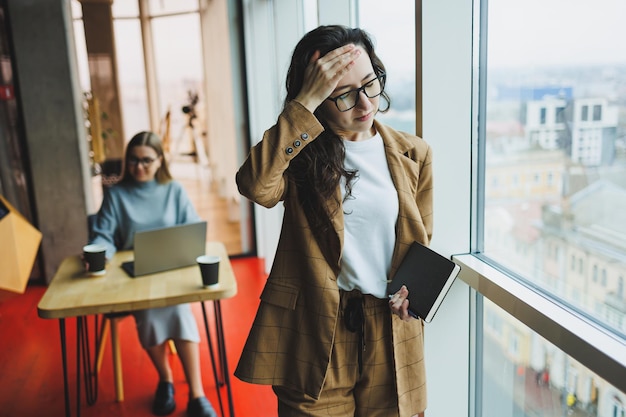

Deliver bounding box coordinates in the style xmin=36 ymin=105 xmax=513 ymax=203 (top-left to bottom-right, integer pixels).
xmin=95 ymin=312 xmax=131 ymax=401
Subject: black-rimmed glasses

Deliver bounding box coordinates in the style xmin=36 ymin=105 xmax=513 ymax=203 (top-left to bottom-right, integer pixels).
xmin=326 ymin=73 xmax=386 ymax=112
xmin=128 ymin=157 xmax=156 ymax=168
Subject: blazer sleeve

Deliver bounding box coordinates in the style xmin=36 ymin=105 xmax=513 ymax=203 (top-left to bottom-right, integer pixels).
xmin=236 ymin=101 xmax=325 ymax=208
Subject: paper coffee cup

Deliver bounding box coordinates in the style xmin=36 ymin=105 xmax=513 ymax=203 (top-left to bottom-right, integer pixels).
xmin=83 ymin=244 xmax=107 ymax=276
xmin=196 ymin=255 xmax=220 ymax=287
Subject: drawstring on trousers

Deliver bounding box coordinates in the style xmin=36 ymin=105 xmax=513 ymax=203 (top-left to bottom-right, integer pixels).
xmin=343 ymin=296 xmax=365 ymax=375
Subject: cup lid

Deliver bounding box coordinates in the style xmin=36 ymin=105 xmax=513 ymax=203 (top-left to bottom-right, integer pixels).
xmin=83 ymin=243 xmax=107 ymax=252
xmin=196 ymin=255 xmax=220 ymax=264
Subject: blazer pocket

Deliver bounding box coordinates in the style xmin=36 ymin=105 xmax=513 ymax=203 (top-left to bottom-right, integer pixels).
xmin=260 ymin=280 xmax=299 ymax=310
xmin=400 ymin=154 xmax=421 ymax=194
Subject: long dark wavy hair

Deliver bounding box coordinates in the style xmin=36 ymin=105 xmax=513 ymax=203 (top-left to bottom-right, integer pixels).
xmin=285 ymin=25 xmax=390 ymax=236
xmin=120 ymin=131 xmax=172 ymax=184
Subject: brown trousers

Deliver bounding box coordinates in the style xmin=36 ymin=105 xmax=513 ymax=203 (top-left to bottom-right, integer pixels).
xmin=273 ymin=289 xmax=401 ymax=416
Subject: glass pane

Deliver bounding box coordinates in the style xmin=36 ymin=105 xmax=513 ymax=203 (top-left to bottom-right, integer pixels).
xmin=482 ymin=0 xmax=626 ymax=336
xmin=72 ymin=20 xmax=90 ymax=92
xmin=148 ymin=0 xmax=198 ymax=16
xmin=112 ymin=0 xmax=139 ymax=18
xmin=70 ymin=0 xmax=82 ymax=19
xmin=303 ymin=0 xmax=318 ymax=32
xmin=113 ymin=19 xmax=149 ymax=143
xmin=358 ymin=0 xmax=416 ymax=134
xmin=481 ymin=299 xmax=626 ymax=417
xmin=151 ymin=13 xmax=203 ymax=156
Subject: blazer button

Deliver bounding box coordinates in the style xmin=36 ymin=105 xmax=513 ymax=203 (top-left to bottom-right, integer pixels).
xmin=285 ymin=147 xmax=294 ymax=155
xmin=294 ymin=140 xmax=301 ymax=147
xmin=300 ymin=133 xmax=309 ymax=140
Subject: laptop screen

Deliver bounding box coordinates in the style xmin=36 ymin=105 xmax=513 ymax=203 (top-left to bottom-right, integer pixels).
xmin=127 ymin=221 xmax=207 ymax=277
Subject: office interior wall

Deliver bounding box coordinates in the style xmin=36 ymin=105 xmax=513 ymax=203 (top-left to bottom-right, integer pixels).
xmin=422 ymin=0 xmax=474 ymax=415
xmin=8 ymin=0 xmax=91 ymax=282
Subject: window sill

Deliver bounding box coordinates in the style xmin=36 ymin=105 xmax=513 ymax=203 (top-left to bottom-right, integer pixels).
xmin=453 ymin=253 xmax=626 ymax=394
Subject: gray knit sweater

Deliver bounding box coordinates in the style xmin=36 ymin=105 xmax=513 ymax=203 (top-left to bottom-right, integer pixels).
xmin=90 ymin=179 xmax=201 ymax=259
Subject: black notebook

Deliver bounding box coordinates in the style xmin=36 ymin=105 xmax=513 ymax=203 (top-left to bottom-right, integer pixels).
xmin=387 ymin=241 xmax=461 ymax=322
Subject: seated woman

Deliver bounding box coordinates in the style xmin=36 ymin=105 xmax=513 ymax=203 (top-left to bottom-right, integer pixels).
xmin=88 ymin=131 xmax=216 ymax=417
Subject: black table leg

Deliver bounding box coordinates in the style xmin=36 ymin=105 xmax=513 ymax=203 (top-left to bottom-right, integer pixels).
xmin=76 ymin=317 xmax=82 ymax=417
xmin=213 ymin=301 xmax=235 ymax=417
xmin=60 ymin=319 xmax=71 ymax=417
xmin=78 ymin=315 xmax=99 ymax=406
xmin=60 ymin=316 xmax=100 ymax=417
xmin=201 ymin=302 xmax=225 ymax=416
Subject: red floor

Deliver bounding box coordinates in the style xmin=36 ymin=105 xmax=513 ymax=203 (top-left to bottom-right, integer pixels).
xmin=0 ymin=256 xmax=278 ymax=417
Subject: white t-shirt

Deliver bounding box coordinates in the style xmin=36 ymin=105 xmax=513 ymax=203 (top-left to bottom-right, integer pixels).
xmin=337 ymin=132 xmax=399 ymax=298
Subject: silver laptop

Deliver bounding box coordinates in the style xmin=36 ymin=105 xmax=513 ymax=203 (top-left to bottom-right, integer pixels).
xmin=122 ymin=221 xmax=207 ymax=277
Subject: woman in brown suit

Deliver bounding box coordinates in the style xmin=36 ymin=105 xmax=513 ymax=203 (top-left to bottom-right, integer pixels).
xmin=235 ymin=25 xmax=432 ymax=417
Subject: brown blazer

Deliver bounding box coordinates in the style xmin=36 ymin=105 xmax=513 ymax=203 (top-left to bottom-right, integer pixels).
xmin=235 ymin=101 xmax=433 ymax=415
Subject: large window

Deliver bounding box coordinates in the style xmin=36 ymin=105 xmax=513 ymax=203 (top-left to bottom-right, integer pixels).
xmin=151 ymin=11 xmax=204 ymax=158
xmin=479 ymin=0 xmax=626 ymax=415
xmin=111 ymin=0 xmax=149 ymax=142
xmin=70 ymin=1 xmax=90 ymax=92
xmin=482 ymin=0 xmax=626 ymax=336
xmin=112 ymin=0 xmax=203 ymax=154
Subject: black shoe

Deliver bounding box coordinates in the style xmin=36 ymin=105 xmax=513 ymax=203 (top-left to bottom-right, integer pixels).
xmin=187 ymin=396 xmax=217 ymax=417
xmin=152 ymin=381 xmax=176 ymax=416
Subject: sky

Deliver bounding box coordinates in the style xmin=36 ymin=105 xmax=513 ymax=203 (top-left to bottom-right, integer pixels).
xmin=487 ymin=0 xmax=626 ymax=68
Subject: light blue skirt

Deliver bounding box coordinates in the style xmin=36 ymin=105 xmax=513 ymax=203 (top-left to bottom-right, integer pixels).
xmin=132 ymin=304 xmax=200 ymax=348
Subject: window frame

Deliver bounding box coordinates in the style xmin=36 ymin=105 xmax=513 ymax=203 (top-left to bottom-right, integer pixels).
xmin=454 ymin=253 xmax=626 ymax=394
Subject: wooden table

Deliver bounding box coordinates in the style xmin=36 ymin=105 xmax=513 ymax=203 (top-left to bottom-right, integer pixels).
xmin=38 ymin=241 xmax=237 ymax=417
